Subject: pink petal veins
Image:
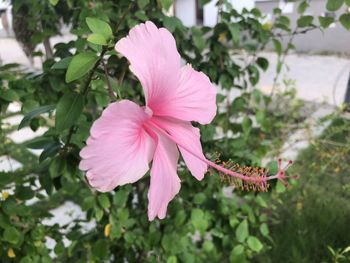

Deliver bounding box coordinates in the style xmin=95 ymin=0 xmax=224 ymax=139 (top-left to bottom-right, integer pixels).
xmin=115 ymin=21 xmax=181 ymax=110
xmin=146 ymin=127 xmax=181 ymax=221
xmin=79 ymin=100 xmax=155 ymax=192
xmin=154 ymin=64 xmax=217 ymax=125
xmin=151 ymin=116 xmax=207 ymax=181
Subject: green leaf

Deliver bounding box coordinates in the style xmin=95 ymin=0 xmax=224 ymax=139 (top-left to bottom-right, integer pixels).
xmin=273 ymin=39 xmax=282 ymax=55
xmin=236 ymin=219 xmax=249 ymax=242
xmin=191 ymin=209 xmax=208 ymax=234
xmin=326 ymin=0 xmax=344 ymax=11
xmin=65 ymin=52 xmax=99 ymax=83
xmin=98 ymin=194 xmax=111 ymax=209
xmin=159 ymin=0 xmax=173 ymax=10
xmin=25 ymin=137 xmax=53 ymax=149
xmin=346 ymin=0 xmax=350 ymax=6
xmin=297 ymin=1 xmax=309 ymax=13
xmin=247 ymin=236 xmax=263 ymax=252
xmin=3 ymin=227 xmax=21 ymax=244
xmin=203 ymin=241 xmax=214 ymax=252
xmin=319 ymin=16 xmax=335 ymax=28
xmin=137 ymin=0 xmax=150 ymax=8
xmin=297 ymin=16 xmax=313 ymax=27
xmin=242 ymin=116 xmax=252 ymax=137
xmin=92 ymin=239 xmax=109 ymax=260
xmin=18 ymin=105 xmax=55 ymax=130
xmin=167 ymin=256 xmax=177 ymax=263
xmin=193 ymin=193 xmax=206 ymax=204
xmin=228 ymin=23 xmax=240 ymax=44
xmin=86 ymin=17 xmax=113 ymax=39
xmin=39 ymin=142 xmax=61 ymax=162
xmin=49 ymin=0 xmax=59 ymax=5
xmin=260 ymin=223 xmax=269 ymax=237
xmin=163 ymin=16 xmax=182 ymax=32
xmin=49 ymin=157 xmax=66 ymax=178
xmin=340 ymin=14 xmax=350 ymax=30
xmin=0 ymin=89 xmax=19 ymax=101
xmin=276 ymin=180 xmax=286 ymax=193
xmin=192 ymin=27 xmax=205 ymax=52
xmin=16 ymin=186 xmax=35 ymax=200
xmin=256 ymin=57 xmax=269 ymax=71
xmin=51 ymin=57 xmax=73 ymax=69
xmin=87 ymin=33 xmax=107 ymax=45
xmin=232 ymin=244 xmax=244 ymax=256
xmin=55 ymin=91 xmax=84 ymax=131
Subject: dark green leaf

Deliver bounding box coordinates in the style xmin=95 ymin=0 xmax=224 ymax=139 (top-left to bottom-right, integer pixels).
xmin=163 ymin=16 xmax=182 ymax=32
xmin=297 ymin=16 xmax=313 ymax=27
xmin=319 ymin=16 xmax=335 ymax=28
xmin=256 ymin=57 xmax=269 ymax=71
xmin=25 ymin=137 xmax=53 ymax=149
xmin=55 ymin=91 xmax=84 ymax=131
xmin=273 ymin=39 xmax=282 ymax=55
xmin=49 ymin=157 xmax=66 ymax=178
xmin=228 ymin=23 xmax=240 ymax=44
xmin=326 ymin=0 xmax=344 ymax=11
xmin=297 ymin=1 xmax=309 ymax=13
xmin=16 ymin=186 xmax=35 ymax=200
xmin=3 ymin=227 xmax=21 ymax=245
xmin=137 ymin=0 xmax=150 ymax=8
xmin=242 ymin=116 xmax=252 ymax=137
xmin=0 ymin=89 xmax=19 ymax=101
xmin=65 ymin=52 xmax=99 ymax=83
xmin=39 ymin=142 xmax=61 ymax=162
xmin=18 ymin=105 xmax=55 ymax=130
xmin=159 ymin=0 xmax=173 ymax=11
xmin=192 ymin=27 xmax=205 ymax=52
xmin=51 ymin=57 xmax=73 ymax=69
xmin=340 ymin=14 xmax=350 ymax=30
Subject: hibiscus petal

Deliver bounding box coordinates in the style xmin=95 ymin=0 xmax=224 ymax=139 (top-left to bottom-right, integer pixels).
xmin=147 ymin=131 xmax=180 ymax=220
xmin=115 ymin=21 xmax=181 ymax=110
xmin=153 ymin=64 xmax=217 ymax=125
xmin=152 ymin=116 xmax=207 ymax=181
xmin=79 ymin=100 xmax=155 ymax=192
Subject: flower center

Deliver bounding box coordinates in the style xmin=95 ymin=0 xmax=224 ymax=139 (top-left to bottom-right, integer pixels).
xmin=144 ymin=106 xmax=153 ymax=117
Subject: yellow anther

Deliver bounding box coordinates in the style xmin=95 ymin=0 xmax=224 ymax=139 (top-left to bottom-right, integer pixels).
xmin=7 ymin=248 xmax=15 ymax=258
xmin=2 ymin=191 xmax=9 ymax=200
xmin=104 ymin=223 xmax=111 ymax=237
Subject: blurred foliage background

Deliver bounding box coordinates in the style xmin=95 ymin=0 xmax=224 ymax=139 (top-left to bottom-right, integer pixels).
xmin=0 ymin=0 xmax=350 ymax=262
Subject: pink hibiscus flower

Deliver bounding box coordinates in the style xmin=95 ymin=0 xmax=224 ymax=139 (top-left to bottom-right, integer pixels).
xmin=79 ymin=21 xmax=293 ymax=221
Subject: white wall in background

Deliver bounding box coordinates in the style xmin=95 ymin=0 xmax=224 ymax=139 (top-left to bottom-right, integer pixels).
xmin=176 ymin=0 xmax=196 ymax=27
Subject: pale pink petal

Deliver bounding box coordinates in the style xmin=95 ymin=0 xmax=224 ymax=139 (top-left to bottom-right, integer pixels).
xmin=152 ymin=116 xmax=207 ymax=181
xmin=153 ymin=64 xmax=217 ymax=125
xmin=115 ymin=21 xmax=181 ymax=110
xmin=147 ymin=131 xmax=180 ymax=220
xmin=79 ymin=100 xmax=155 ymax=192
